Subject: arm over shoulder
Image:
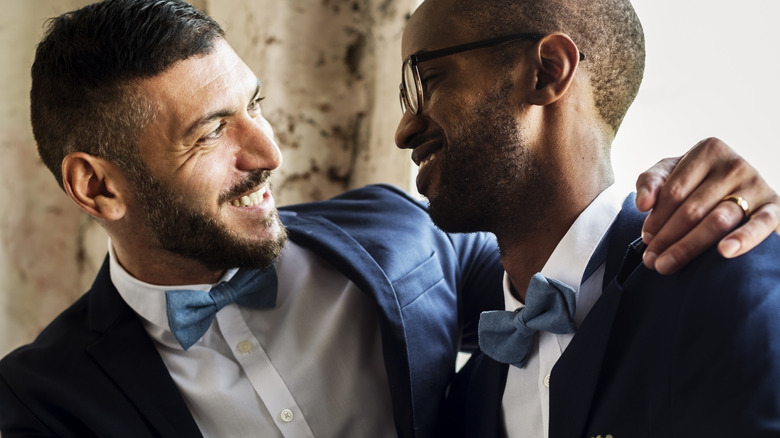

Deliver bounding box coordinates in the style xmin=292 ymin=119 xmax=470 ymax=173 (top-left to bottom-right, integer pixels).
xmin=280 ymin=184 xmax=504 ymax=348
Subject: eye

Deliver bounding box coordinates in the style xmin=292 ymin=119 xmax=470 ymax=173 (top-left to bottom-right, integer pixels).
xmin=420 ymin=72 xmax=439 ymax=95
xmin=248 ymin=96 xmax=265 ymax=114
xmin=198 ymin=122 xmax=227 ymax=143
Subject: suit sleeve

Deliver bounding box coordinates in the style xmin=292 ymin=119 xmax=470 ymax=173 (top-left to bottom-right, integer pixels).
xmin=281 ymin=184 xmax=505 ymax=351
xmin=447 ymin=231 xmax=503 ymax=351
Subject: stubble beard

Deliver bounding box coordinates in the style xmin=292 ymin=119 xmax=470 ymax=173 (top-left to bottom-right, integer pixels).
xmin=426 ymin=80 xmax=555 ymax=241
xmin=125 ymin=160 xmax=287 ymax=271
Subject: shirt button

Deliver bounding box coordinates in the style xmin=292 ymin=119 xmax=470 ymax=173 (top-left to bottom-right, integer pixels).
xmin=543 ymin=374 xmax=551 ymax=388
xmin=237 ymin=340 xmax=252 ymax=353
xmin=280 ymin=409 xmax=294 ymax=423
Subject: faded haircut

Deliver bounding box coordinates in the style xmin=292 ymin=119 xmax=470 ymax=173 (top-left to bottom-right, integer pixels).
xmin=457 ymin=0 xmax=645 ymax=134
xmin=30 ymin=0 xmax=225 ymax=188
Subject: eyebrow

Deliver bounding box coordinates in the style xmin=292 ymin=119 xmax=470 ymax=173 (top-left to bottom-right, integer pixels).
xmin=182 ymin=80 xmax=262 ymax=139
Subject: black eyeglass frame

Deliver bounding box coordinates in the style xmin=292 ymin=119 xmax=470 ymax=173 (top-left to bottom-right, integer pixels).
xmin=399 ymin=32 xmax=586 ymax=115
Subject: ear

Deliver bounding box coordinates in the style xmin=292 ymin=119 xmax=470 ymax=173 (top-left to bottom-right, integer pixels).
xmin=526 ymin=32 xmax=582 ymax=106
xmin=61 ymin=152 xmax=128 ymax=221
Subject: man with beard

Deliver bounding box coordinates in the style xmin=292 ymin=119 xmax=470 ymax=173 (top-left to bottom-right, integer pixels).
xmin=1 ymin=1 xmax=778 ymax=438
xmin=394 ymin=0 xmax=780 ymax=436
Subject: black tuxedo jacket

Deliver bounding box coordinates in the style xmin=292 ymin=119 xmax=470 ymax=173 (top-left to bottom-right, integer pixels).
xmin=0 ymin=185 xmax=503 ymax=438
xmin=441 ymin=195 xmax=780 ymax=438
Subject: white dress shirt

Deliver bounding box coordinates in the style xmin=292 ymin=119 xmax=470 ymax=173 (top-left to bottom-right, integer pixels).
xmin=110 ymin=240 xmax=396 ymax=438
xmin=501 ymin=185 xmax=626 ymax=438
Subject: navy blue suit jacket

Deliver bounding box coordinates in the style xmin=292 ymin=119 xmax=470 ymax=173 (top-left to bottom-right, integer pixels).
xmin=441 ymin=195 xmax=780 ymax=438
xmin=0 ymin=185 xmax=503 ymax=438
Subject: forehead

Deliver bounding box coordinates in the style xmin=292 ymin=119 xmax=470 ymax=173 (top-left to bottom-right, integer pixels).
xmin=402 ymin=0 xmax=482 ymax=58
xmin=139 ymin=39 xmax=257 ymax=136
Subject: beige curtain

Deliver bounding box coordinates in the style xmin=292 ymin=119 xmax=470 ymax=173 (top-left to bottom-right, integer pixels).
xmin=0 ymin=0 xmax=417 ymax=357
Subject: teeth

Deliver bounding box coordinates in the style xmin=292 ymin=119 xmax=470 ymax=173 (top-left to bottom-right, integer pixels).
xmin=419 ymin=153 xmax=436 ymax=170
xmin=230 ymin=185 xmax=267 ymax=207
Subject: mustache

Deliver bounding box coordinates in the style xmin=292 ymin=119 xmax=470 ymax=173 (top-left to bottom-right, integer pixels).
xmin=219 ymin=170 xmax=272 ymax=204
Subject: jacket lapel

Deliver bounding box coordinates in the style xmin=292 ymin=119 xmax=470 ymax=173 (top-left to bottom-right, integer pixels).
xmin=442 ymin=352 xmax=510 ymax=438
xmin=549 ymin=195 xmax=646 ymax=438
xmin=280 ymin=211 xmax=417 ymax=436
xmin=86 ymin=259 xmax=203 ymax=438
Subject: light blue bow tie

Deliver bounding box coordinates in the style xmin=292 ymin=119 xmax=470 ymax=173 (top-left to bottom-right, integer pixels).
xmin=165 ymin=266 xmax=278 ymax=350
xmin=478 ymin=273 xmax=577 ymax=368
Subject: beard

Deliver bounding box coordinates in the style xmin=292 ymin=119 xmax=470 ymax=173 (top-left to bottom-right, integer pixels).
xmin=123 ymin=159 xmax=287 ymax=271
xmin=426 ymin=79 xmax=556 ymax=240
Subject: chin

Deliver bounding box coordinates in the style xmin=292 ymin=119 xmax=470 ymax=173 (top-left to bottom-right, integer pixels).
xmin=427 ymin=191 xmax=491 ymax=235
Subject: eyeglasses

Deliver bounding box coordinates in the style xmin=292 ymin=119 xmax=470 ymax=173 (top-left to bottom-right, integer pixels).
xmin=399 ymin=32 xmax=586 ymax=115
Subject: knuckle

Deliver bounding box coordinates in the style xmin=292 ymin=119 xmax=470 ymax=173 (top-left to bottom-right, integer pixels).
xmin=770 ymin=204 xmax=780 ymax=225
xmin=757 ymin=203 xmax=780 ymax=229
xmin=699 ymin=137 xmax=747 ymax=176
xmin=678 ymin=201 xmax=708 ymax=223
xmin=659 ymin=181 xmax=688 ymax=204
xmin=768 ymin=193 xmax=780 ymax=211
xmin=647 ymin=233 xmax=675 ymax=253
xmin=724 ymin=156 xmax=751 ymax=180
xmin=700 ymin=136 xmax=729 ymax=155
xmin=636 ymin=158 xmax=672 ymax=185
xmin=710 ymin=207 xmax=738 ymax=234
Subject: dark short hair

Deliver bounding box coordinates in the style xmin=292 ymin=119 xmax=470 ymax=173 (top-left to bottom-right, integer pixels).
xmin=458 ymin=0 xmax=645 ymax=135
xmin=31 ymin=0 xmax=225 ymax=188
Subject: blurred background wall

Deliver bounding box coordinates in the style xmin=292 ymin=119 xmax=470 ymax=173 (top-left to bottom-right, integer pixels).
xmin=1 ymin=0 xmax=777 ymax=357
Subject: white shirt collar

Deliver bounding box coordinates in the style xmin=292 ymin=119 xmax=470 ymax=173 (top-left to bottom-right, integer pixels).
xmin=503 ymin=185 xmax=626 ymax=311
xmin=107 ymin=240 xmax=236 ymax=334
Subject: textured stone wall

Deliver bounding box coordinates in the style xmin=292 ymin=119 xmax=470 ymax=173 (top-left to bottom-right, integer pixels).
xmin=0 ymin=0 xmax=416 ymax=357
xmin=209 ymin=0 xmax=416 ymax=204
xmin=0 ymin=0 xmax=107 ymax=358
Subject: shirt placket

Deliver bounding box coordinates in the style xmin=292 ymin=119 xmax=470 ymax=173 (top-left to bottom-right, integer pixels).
xmin=216 ymin=305 xmax=315 ymax=438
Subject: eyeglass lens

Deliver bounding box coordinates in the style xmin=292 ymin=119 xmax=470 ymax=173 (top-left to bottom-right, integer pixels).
xmin=401 ymin=60 xmax=419 ymax=114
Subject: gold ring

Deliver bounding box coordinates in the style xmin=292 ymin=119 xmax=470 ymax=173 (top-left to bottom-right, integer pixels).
xmin=722 ymin=195 xmax=750 ymax=218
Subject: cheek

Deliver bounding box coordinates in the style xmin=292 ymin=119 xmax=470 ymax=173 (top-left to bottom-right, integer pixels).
xmin=436 ymin=75 xmax=485 ymax=112
xmin=176 ymin=153 xmax=235 ymax=200
xmin=430 ymin=89 xmax=486 ymax=135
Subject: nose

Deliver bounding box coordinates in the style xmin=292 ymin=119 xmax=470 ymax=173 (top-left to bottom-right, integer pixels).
xmin=394 ymin=110 xmax=426 ymax=151
xmin=237 ymin=115 xmax=282 ymax=171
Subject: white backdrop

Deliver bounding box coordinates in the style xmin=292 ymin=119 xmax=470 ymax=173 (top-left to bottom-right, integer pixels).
xmin=613 ymin=0 xmax=780 ymax=192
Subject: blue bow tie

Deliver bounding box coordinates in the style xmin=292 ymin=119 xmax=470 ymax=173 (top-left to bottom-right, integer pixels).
xmin=165 ymin=266 xmax=278 ymax=350
xmin=478 ymin=273 xmax=577 ymax=368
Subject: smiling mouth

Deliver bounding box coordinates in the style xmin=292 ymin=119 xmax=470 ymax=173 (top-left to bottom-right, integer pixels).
xmin=230 ymin=185 xmax=268 ymax=207
xmin=418 ymin=153 xmax=437 ymax=171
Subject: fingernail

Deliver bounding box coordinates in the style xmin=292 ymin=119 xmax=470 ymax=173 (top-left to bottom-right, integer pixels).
xmin=655 ymin=253 xmax=677 ymax=274
xmin=643 ymin=250 xmax=657 ymax=269
xmin=719 ymin=238 xmax=741 ymax=258
xmin=637 ymin=186 xmax=650 ymax=202
xmin=642 ymin=231 xmax=654 ymax=244
xmin=636 ymin=187 xmax=651 ymax=210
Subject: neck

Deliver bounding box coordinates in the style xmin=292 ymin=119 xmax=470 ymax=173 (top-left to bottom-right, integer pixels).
xmin=498 ymin=125 xmax=614 ymax=302
xmin=110 ymin=234 xmax=225 ymax=286
xmin=495 ymin=197 xmax=581 ymax=301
